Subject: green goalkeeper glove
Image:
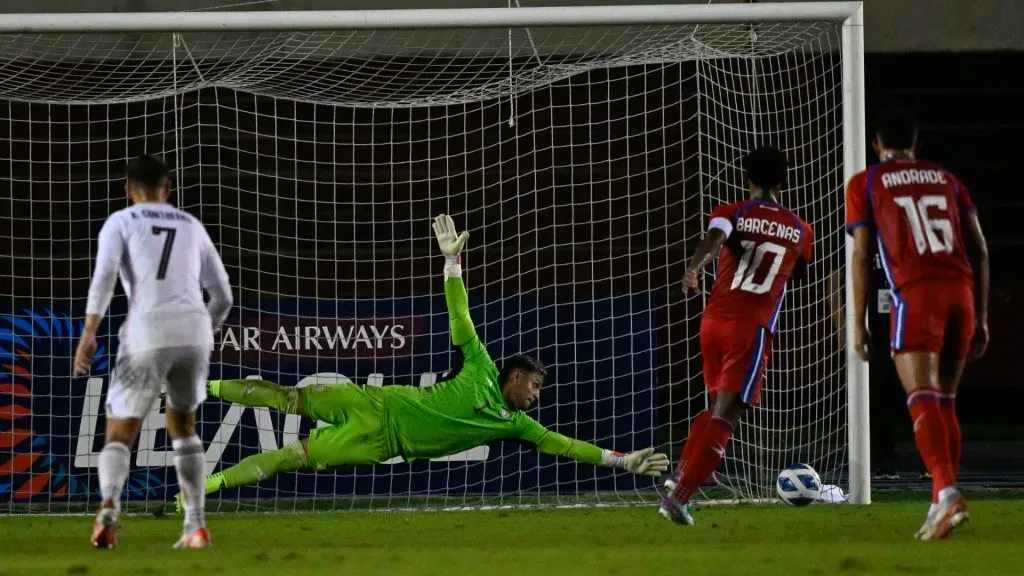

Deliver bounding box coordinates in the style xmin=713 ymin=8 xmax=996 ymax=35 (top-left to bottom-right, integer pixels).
xmin=603 ymin=448 xmax=670 ymax=477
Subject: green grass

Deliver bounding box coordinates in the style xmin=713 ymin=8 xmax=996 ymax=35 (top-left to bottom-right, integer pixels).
xmin=1 ymin=500 xmax=1023 ymax=576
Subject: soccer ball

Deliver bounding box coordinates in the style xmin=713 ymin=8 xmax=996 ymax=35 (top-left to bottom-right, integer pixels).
xmin=776 ymin=463 xmax=822 ymax=506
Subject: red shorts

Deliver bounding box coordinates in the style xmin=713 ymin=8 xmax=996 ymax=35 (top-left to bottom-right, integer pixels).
xmin=700 ymin=316 xmax=773 ymax=406
xmin=890 ymin=280 xmax=974 ymax=358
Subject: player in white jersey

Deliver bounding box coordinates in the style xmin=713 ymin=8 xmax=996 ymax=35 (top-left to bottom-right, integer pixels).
xmin=73 ymin=155 xmax=232 ymax=550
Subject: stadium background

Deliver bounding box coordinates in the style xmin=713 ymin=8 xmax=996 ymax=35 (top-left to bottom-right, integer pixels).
xmin=1 ymin=0 xmax=1021 ymax=504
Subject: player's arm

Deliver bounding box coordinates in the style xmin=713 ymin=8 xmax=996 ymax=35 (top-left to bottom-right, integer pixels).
xmin=845 ymin=174 xmax=872 ymax=361
xmin=681 ymin=207 xmax=732 ymax=294
xmin=199 ymin=227 xmax=233 ymax=333
xmin=75 ymin=216 xmax=125 ymax=376
xmin=959 ymin=199 xmax=989 ymax=358
xmin=432 ymin=214 xmax=489 ymax=361
xmin=516 ymin=415 xmax=669 ymax=476
xmin=849 ymin=227 xmax=872 ymax=360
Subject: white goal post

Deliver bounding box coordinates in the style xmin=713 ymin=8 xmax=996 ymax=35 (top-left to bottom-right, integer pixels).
xmin=0 ymin=2 xmax=868 ymax=513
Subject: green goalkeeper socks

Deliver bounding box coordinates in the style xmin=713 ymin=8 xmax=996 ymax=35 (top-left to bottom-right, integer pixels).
xmin=209 ymin=441 xmax=309 ymax=493
xmin=210 ymin=379 xmax=300 ymax=414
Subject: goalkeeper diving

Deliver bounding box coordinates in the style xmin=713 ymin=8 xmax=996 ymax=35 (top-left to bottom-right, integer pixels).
xmin=182 ymin=214 xmax=668 ymax=505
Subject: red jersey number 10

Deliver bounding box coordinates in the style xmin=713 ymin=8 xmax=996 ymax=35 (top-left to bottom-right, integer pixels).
xmin=731 ymin=240 xmax=786 ymax=294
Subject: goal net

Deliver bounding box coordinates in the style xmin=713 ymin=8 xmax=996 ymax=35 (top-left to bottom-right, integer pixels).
xmin=0 ymin=4 xmax=863 ymax=513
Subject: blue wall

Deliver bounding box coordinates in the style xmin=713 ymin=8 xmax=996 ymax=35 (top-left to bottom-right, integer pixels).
xmin=1 ymin=293 xmax=658 ymax=502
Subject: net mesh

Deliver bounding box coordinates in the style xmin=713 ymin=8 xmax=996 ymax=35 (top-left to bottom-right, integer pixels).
xmin=0 ymin=20 xmax=846 ymax=512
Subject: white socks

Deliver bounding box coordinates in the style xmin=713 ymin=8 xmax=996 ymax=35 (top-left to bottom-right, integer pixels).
xmin=98 ymin=442 xmax=130 ymax=511
xmin=173 ymin=436 xmax=206 ymax=534
xmin=937 ymin=486 xmax=958 ymax=502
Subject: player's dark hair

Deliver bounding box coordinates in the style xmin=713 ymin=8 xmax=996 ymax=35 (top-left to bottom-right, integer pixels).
xmin=744 ymin=146 xmax=789 ymax=192
xmin=874 ymin=109 xmax=918 ymax=151
xmin=126 ymin=154 xmax=170 ymax=190
xmin=499 ymin=354 xmax=547 ymax=388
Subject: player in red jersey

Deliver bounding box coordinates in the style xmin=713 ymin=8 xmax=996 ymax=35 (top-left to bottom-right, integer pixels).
xmin=846 ymin=110 xmax=989 ymax=540
xmin=661 ymin=146 xmax=813 ymax=524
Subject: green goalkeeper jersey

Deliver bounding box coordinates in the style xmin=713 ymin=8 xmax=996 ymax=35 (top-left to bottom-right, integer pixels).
xmin=380 ymin=276 xmax=605 ymax=465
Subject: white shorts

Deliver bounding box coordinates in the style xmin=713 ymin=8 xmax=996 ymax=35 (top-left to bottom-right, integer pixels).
xmin=106 ymin=346 xmax=211 ymax=419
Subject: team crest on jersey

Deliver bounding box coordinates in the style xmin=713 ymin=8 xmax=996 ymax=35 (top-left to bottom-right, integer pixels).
xmin=500 ymin=408 xmax=510 ymax=419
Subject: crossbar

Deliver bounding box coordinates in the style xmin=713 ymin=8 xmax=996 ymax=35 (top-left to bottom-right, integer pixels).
xmin=0 ymin=3 xmax=863 ymax=34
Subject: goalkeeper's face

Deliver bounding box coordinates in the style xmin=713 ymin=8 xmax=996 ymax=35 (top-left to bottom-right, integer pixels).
xmin=502 ymin=369 xmax=544 ymax=411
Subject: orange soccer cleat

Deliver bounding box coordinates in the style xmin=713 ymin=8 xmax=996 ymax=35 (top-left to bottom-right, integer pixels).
xmin=173 ymin=527 xmax=212 ymax=549
xmin=90 ymin=500 xmax=119 ymax=550
xmin=916 ymin=488 xmax=970 ymax=541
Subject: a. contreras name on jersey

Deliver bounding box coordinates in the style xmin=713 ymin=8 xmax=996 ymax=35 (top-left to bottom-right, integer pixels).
xmin=881 ymin=168 xmax=948 ymax=188
xmin=736 ymin=217 xmax=802 ymax=245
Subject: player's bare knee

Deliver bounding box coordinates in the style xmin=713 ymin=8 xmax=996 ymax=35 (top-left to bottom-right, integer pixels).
xmin=893 ymin=351 xmax=940 ymax=394
xmin=711 ymin=393 xmax=746 ymax=426
xmin=105 ymin=417 xmax=143 ymax=446
xmin=165 ymin=408 xmax=197 ymax=440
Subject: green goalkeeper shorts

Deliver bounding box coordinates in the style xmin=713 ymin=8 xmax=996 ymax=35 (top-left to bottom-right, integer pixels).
xmin=301 ymin=383 xmax=396 ymax=470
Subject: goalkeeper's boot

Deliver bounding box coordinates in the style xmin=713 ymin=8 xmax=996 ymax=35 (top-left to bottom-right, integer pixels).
xmin=176 ymin=473 xmax=224 ymax=513
xmin=658 ymin=497 xmax=695 ymax=526
xmin=173 ymin=527 xmax=212 ymax=549
xmin=90 ymin=499 xmax=118 ymax=550
xmin=916 ymin=488 xmax=969 ymax=541
xmin=207 ymin=380 xmax=223 ymax=398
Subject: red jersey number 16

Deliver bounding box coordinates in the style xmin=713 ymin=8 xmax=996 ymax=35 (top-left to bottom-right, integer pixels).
xmin=894 ymin=195 xmax=954 ymax=255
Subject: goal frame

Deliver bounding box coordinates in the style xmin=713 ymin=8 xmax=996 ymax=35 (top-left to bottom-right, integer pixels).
xmin=3 ymin=1 xmax=869 ymax=505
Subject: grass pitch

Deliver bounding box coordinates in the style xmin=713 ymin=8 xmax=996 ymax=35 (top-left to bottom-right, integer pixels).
xmin=1 ymin=498 xmax=1022 ymax=576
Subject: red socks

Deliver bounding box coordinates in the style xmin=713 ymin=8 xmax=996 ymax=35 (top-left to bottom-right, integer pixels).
xmin=907 ymin=390 xmax=956 ymax=502
xmin=679 ymin=410 xmax=713 ymax=471
xmin=938 ymin=394 xmax=961 ymax=476
xmin=672 ymin=416 xmax=733 ymax=503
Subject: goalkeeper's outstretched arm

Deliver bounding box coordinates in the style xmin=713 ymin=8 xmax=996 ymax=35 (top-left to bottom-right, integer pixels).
xmin=433 ymin=214 xmax=489 ymax=361
xmin=518 ymin=416 xmax=669 ymax=477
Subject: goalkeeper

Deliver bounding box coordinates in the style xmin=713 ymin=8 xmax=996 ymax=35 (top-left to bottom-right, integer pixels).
xmin=184 ymin=214 xmax=668 ymax=503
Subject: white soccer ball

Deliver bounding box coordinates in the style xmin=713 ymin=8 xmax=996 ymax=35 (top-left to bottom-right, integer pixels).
xmin=776 ymin=463 xmax=822 ymax=506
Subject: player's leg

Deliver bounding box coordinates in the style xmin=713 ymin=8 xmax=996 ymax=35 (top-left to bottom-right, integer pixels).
xmin=937 ymin=285 xmax=974 ymax=480
xmin=203 ymin=386 xmax=390 ymax=496
xmin=680 ymin=410 xmax=713 ymax=468
xmin=895 ymin=351 xmax=962 ymax=541
xmin=665 ymin=409 xmax=711 ymax=492
xmin=916 ymin=286 xmax=975 ymax=540
xmin=892 ymin=351 xmax=954 ymax=499
xmin=208 ymin=378 xmax=305 ymax=416
xmin=203 ymin=438 xmax=311 ymax=496
xmin=937 ymin=353 xmax=966 ymax=479
xmin=164 ymin=347 xmax=213 ymax=549
xmin=209 ymin=377 xmax=366 ymax=423
xmin=670 ymin=319 xmax=721 ymax=486
xmin=891 ymin=286 xmax=965 ymax=540
xmin=92 ymin=353 xmax=162 ymax=549
xmin=662 ymin=322 xmax=766 ymax=525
